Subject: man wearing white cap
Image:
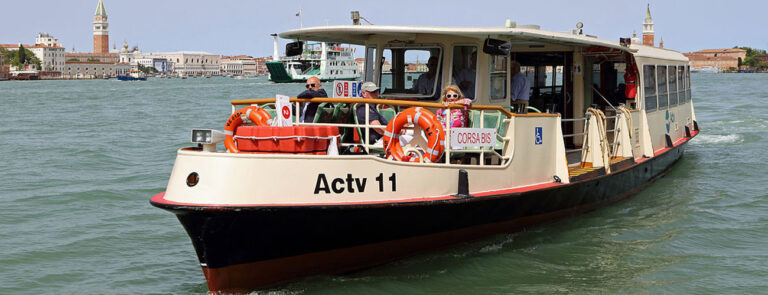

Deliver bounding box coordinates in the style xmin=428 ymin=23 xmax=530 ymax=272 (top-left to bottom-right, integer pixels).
xmin=356 ymin=82 xmax=411 ymax=146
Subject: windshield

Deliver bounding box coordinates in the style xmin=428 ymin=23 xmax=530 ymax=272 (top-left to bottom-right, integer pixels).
xmin=378 ymin=46 xmax=443 ymax=100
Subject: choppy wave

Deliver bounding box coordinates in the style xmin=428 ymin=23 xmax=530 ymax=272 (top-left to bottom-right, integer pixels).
xmin=2 ymin=74 xmax=768 ymax=294
xmin=691 ymin=134 xmax=743 ymax=145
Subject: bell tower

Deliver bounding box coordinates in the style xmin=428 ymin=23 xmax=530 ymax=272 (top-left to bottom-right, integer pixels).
xmin=642 ymin=4 xmax=654 ymax=46
xmin=93 ymin=0 xmax=109 ymax=54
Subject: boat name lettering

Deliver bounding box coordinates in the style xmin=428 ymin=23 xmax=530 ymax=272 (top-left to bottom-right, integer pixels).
xmin=313 ymin=173 xmax=396 ymax=194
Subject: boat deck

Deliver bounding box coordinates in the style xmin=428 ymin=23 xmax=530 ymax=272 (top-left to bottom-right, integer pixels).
xmin=568 ymin=156 xmax=634 ymax=182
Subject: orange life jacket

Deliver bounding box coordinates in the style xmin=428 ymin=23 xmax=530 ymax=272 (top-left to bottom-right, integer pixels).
xmin=624 ymin=68 xmax=637 ymax=99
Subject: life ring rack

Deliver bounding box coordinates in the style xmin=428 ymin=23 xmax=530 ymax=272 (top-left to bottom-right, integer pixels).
xmin=224 ymin=106 xmax=272 ymax=153
xmin=382 ymin=107 xmax=445 ymax=163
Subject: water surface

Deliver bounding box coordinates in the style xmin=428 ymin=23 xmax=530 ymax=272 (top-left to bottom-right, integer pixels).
xmin=1 ymin=74 xmax=766 ymax=294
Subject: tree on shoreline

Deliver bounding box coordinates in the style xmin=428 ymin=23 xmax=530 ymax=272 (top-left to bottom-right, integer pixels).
xmin=734 ymin=46 xmax=768 ymax=69
xmin=137 ymin=63 xmax=158 ymax=74
xmin=18 ymin=44 xmax=26 ymax=64
xmin=0 ymin=46 xmax=41 ymax=70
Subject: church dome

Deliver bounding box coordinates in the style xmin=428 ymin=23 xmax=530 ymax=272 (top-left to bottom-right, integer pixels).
xmin=120 ymin=40 xmax=129 ymax=53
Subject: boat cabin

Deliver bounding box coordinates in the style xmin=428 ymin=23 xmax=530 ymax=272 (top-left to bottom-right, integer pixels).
xmin=277 ymin=24 xmax=695 ymax=159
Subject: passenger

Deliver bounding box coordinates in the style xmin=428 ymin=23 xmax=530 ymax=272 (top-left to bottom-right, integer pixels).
xmin=357 ymin=82 xmax=410 ymax=146
xmin=297 ymin=76 xmax=328 ymax=123
xmin=510 ymin=61 xmax=530 ymax=103
xmin=411 ymin=56 xmax=453 ymax=99
xmin=436 ymin=85 xmax=472 ymax=128
xmin=456 ymin=51 xmax=477 ymax=99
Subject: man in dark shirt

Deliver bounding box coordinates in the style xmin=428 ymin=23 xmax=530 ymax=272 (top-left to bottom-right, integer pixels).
xmin=356 ymin=82 xmax=388 ymax=144
xmin=297 ymin=76 xmax=328 ymax=122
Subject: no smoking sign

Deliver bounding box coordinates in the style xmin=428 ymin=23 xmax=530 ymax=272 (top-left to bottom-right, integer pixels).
xmin=281 ymin=106 xmax=290 ymax=119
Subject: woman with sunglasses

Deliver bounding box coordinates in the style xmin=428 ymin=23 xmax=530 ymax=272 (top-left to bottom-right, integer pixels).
xmin=436 ymin=85 xmax=472 ymax=128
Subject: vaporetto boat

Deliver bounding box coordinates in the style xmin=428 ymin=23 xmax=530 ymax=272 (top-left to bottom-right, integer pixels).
xmin=266 ymin=38 xmax=360 ymax=83
xmin=151 ymin=22 xmax=699 ymax=293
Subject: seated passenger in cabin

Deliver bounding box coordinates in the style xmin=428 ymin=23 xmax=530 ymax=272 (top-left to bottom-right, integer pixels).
xmin=357 ymin=82 xmax=411 ymax=146
xmin=411 ymin=56 xmax=455 ymax=100
xmin=510 ymin=61 xmax=530 ymax=103
xmin=437 ymin=85 xmax=471 ymax=128
xmin=297 ymin=76 xmax=328 ymax=123
xmin=456 ymin=51 xmax=477 ymax=99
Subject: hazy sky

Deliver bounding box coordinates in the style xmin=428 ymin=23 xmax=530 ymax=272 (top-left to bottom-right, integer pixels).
xmin=1 ymin=0 xmax=765 ymax=57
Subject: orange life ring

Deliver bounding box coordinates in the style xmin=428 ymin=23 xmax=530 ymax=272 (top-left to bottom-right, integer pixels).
xmin=224 ymin=106 xmax=272 ymax=153
xmin=382 ymin=107 xmax=445 ymax=163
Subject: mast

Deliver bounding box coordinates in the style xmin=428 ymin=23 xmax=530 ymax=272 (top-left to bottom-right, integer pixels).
xmin=271 ymin=34 xmax=280 ymax=61
xmin=320 ymin=42 xmax=328 ymax=75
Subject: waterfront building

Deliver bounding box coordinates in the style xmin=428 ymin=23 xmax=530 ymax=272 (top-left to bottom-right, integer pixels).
xmin=382 ymin=61 xmax=392 ymax=72
xmin=93 ymin=0 xmax=110 ymax=54
xmin=36 ymin=33 xmax=60 ymax=47
xmin=62 ymin=0 xmax=123 ymax=78
xmin=253 ymin=57 xmax=272 ymax=75
xmin=221 ymin=55 xmax=258 ymax=76
xmin=66 ymin=51 xmax=119 ymax=64
xmin=0 ymin=41 xmax=66 ymax=74
xmin=134 ymin=57 xmax=170 ymax=73
xmin=153 ymin=52 xmax=221 ymax=76
xmin=642 ymin=4 xmax=654 ymax=46
xmin=62 ymin=61 xmax=130 ymax=79
xmin=119 ymin=42 xmax=219 ymax=76
xmin=758 ymin=55 xmax=768 ymax=64
xmin=683 ymin=49 xmax=747 ymax=72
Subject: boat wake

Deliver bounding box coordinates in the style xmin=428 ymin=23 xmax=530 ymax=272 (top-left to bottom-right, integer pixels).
xmin=691 ymin=134 xmax=742 ymax=145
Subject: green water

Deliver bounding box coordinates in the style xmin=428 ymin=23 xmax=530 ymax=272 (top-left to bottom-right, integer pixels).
xmin=1 ymin=74 xmax=767 ymax=294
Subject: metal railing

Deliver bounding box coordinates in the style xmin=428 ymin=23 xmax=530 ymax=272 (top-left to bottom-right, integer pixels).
xmin=229 ymin=97 xmax=550 ymax=166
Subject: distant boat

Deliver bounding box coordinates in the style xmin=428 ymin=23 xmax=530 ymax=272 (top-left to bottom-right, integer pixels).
xmin=116 ymin=70 xmax=147 ymax=81
xmin=691 ymin=66 xmax=718 ymax=73
xmin=266 ymin=41 xmax=360 ymax=83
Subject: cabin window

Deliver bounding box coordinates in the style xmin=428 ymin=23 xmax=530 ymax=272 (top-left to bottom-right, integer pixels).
xmin=669 ymin=65 xmax=678 ymax=106
xmin=643 ymin=65 xmax=656 ymax=111
xmin=489 ymin=55 xmax=507 ymax=101
xmin=677 ymin=66 xmax=685 ymax=104
xmin=452 ymin=45 xmax=477 ymax=100
xmin=656 ymin=65 xmax=668 ymax=109
xmin=379 ymin=46 xmax=442 ymax=100
xmin=686 ymin=66 xmax=692 ymax=102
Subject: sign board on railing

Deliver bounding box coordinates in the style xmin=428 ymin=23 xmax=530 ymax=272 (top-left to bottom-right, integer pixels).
xmin=450 ymin=128 xmax=496 ymax=148
xmin=273 ymin=94 xmax=293 ymax=127
xmin=333 ymin=80 xmax=362 ymax=98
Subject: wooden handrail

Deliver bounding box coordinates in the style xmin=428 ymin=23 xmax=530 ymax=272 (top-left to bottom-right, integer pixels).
xmin=229 ymin=97 xmax=557 ymax=118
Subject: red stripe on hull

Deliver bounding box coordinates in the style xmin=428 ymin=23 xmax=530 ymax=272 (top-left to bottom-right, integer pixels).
xmin=151 ymin=182 xmax=564 ymax=208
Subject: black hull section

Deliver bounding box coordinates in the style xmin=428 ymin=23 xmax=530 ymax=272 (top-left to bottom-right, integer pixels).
xmin=154 ymin=140 xmax=690 ymax=292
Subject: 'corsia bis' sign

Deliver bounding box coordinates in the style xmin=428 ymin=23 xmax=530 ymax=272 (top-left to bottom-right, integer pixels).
xmin=450 ymin=128 xmax=496 ymax=148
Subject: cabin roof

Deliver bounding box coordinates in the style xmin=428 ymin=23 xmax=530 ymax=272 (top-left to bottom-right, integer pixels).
xmin=280 ymin=25 xmax=632 ymax=51
xmin=630 ymin=44 xmax=689 ymax=62
xmin=279 ymin=25 xmax=689 ymax=62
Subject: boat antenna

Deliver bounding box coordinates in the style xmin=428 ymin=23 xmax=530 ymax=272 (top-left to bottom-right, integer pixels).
xmin=296 ymin=6 xmax=303 ymax=28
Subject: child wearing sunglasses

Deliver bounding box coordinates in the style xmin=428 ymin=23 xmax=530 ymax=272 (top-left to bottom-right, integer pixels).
xmin=436 ymin=85 xmax=472 ymax=128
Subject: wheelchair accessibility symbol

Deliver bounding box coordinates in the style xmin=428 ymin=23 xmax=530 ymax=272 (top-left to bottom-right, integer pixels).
xmin=535 ymin=127 xmax=543 ymax=145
